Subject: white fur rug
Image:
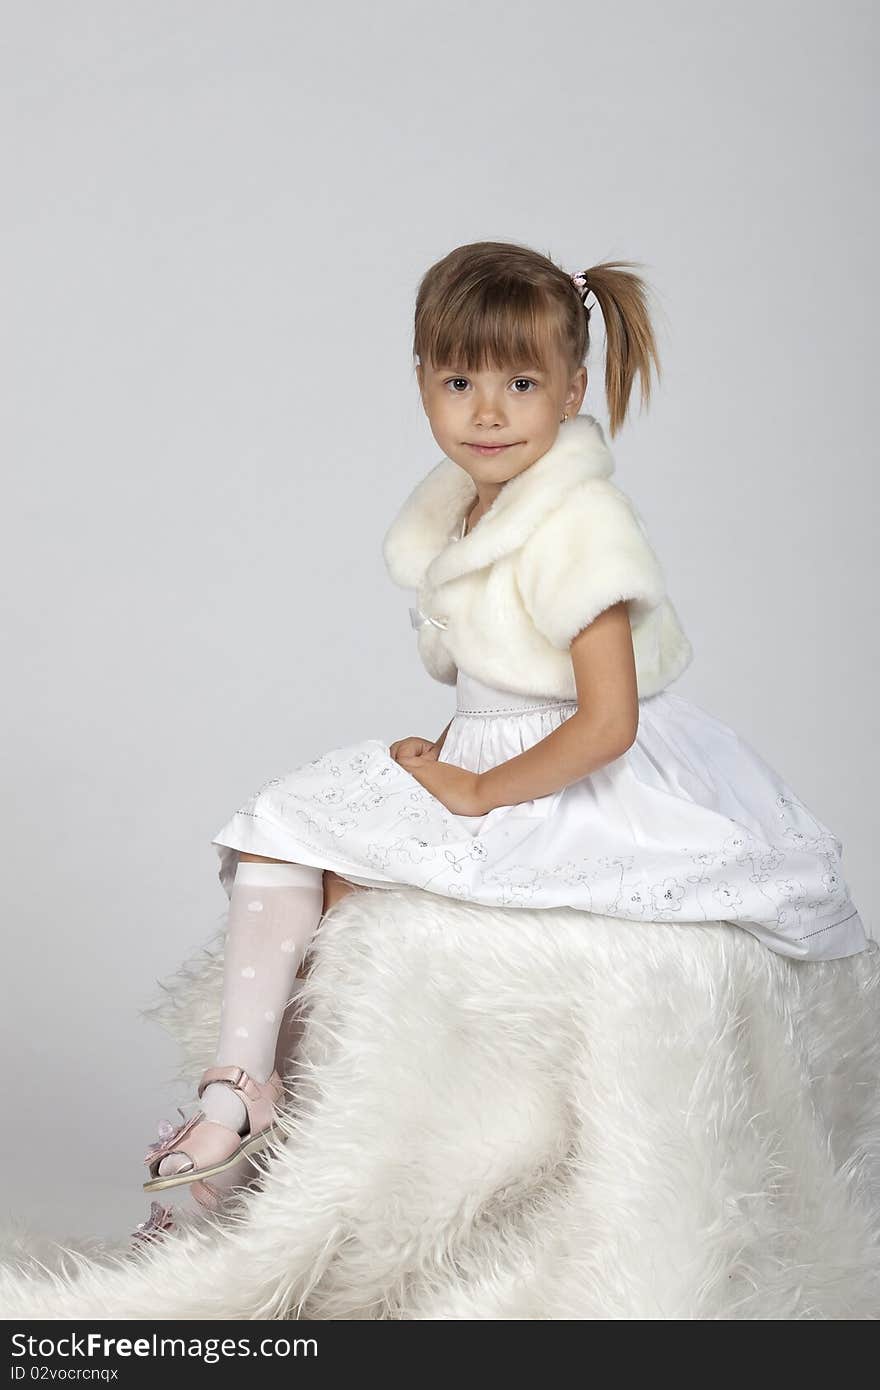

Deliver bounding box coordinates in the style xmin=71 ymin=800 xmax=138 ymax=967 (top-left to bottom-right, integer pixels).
xmin=2 ymin=888 xmax=879 ymax=1319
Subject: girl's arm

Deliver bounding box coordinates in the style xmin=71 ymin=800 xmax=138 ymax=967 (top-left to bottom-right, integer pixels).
xmin=476 ymin=602 xmax=639 ymax=812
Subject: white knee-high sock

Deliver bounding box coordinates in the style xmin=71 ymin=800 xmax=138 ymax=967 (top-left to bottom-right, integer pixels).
xmin=158 ymin=860 xmax=324 ymax=1177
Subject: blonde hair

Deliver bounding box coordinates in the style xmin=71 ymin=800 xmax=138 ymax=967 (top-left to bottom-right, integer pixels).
xmin=413 ymin=240 xmax=661 ymax=437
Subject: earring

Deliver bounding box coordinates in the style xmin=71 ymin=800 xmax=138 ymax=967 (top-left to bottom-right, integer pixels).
xmin=560 ymin=413 xmax=568 ymax=423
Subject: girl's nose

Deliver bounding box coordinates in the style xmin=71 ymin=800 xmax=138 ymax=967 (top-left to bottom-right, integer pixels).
xmin=472 ymin=401 xmax=506 ymax=427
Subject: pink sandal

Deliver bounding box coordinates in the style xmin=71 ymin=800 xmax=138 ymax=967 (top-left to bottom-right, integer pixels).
xmin=131 ymin=1200 xmax=176 ymax=1245
xmin=143 ymin=1065 xmax=285 ymax=1194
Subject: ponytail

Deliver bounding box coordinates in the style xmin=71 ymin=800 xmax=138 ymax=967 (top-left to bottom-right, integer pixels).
xmin=573 ymin=260 xmax=661 ymax=437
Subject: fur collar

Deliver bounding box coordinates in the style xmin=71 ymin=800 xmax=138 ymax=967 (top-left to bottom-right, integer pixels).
xmin=383 ymin=413 xmax=615 ymax=590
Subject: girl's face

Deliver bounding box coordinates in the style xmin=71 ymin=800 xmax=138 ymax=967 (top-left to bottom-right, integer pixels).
xmin=417 ymin=348 xmax=587 ymax=487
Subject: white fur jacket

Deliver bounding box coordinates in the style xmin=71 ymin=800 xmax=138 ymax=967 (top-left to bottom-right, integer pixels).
xmin=382 ymin=413 xmax=694 ymax=701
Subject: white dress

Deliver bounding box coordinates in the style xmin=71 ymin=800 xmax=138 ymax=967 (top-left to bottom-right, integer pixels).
xmin=211 ymin=651 xmax=869 ymax=965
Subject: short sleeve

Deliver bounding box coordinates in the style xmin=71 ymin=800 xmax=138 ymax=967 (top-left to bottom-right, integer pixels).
xmin=515 ymin=480 xmax=667 ymax=650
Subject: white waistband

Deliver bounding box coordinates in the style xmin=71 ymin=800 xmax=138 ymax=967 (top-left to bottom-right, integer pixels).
xmin=455 ymin=670 xmax=578 ymax=716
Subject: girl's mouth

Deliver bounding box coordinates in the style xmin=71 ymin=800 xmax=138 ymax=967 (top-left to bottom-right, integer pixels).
xmin=466 ymin=443 xmax=519 ymax=456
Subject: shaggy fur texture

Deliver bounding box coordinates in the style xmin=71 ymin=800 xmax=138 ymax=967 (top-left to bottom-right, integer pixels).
xmin=1 ymin=890 xmax=879 ymax=1319
xmin=381 ymin=413 xmax=693 ymax=699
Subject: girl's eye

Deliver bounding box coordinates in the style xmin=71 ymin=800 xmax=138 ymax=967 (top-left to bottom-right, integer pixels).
xmin=443 ymin=377 xmax=537 ymax=393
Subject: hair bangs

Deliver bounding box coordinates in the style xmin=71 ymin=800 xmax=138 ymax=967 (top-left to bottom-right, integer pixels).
xmin=419 ymin=280 xmax=565 ymax=376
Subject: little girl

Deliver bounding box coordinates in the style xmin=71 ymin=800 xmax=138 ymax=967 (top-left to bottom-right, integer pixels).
xmin=142 ymin=240 xmax=869 ymax=1213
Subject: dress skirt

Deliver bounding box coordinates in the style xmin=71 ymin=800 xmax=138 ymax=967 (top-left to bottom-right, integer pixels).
xmin=211 ymin=670 xmax=869 ymax=963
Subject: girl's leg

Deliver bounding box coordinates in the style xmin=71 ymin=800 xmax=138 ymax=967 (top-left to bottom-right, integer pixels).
xmin=321 ymin=867 xmax=362 ymax=914
xmin=157 ymin=853 xmax=333 ymax=1178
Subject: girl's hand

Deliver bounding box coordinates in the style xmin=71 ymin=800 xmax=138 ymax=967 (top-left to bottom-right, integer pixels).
xmin=390 ymin=736 xmax=439 ymax=763
xmin=397 ymin=752 xmax=486 ymax=817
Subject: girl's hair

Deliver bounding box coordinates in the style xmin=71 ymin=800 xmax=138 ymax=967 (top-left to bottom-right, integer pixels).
xmin=413 ymin=240 xmax=661 ymax=437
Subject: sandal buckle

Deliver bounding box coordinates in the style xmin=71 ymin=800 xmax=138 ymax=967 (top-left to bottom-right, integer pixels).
xmin=197 ymin=1064 xmax=253 ymax=1100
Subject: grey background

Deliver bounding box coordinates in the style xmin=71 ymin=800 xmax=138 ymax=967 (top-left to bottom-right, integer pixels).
xmin=1 ymin=0 xmax=876 ymax=1244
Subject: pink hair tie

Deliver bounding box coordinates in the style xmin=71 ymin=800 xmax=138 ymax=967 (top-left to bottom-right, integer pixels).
xmin=570 ymin=271 xmax=593 ymax=314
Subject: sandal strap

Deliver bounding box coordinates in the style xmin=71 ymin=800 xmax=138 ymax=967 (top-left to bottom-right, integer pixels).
xmin=147 ymin=1116 xmax=246 ymax=1176
xmin=191 ymin=1180 xmax=222 ymax=1213
xmin=143 ymin=1108 xmax=205 ymax=1164
xmin=197 ymin=1065 xmax=282 ymax=1105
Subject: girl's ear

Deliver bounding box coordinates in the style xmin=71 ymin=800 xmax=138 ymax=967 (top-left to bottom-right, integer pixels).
xmin=565 ymin=365 xmax=588 ymax=416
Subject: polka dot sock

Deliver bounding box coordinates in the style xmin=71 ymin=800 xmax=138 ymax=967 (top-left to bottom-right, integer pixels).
xmin=157 ymin=859 xmax=324 ymax=1177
